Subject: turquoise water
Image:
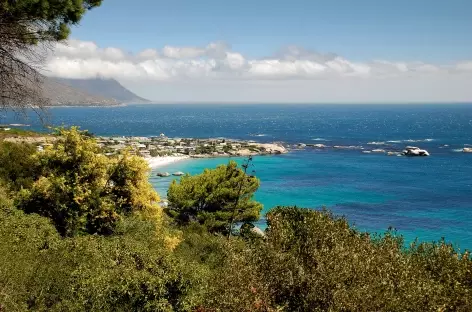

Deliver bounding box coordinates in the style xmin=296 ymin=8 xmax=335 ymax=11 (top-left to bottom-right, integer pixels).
xmin=151 ymin=149 xmax=472 ymax=249
xmin=4 ymin=104 xmax=472 ymax=249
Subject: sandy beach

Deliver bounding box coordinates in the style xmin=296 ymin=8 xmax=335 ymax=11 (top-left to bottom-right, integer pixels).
xmin=145 ymin=156 xmax=190 ymax=169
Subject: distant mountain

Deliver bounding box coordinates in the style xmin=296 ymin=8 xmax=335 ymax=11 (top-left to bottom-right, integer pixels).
xmin=42 ymin=78 xmax=120 ymax=106
xmin=54 ymin=77 xmax=151 ymax=104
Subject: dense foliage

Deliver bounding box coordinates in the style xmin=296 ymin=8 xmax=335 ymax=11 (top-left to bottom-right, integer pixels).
xmin=203 ymin=207 xmax=472 ymax=311
xmin=167 ymin=160 xmax=263 ymax=234
xmin=0 ymin=0 xmax=103 ymax=41
xmin=0 ymin=140 xmax=38 ymax=190
xmin=0 ymin=133 xmax=471 ymax=311
xmin=8 ymin=127 xmax=161 ymax=236
xmin=0 ymin=204 xmax=196 ymax=311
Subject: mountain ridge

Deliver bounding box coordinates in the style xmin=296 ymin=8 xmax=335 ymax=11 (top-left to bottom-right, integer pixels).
xmin=41 ymin=77 xmax=151 ymax=106
xmin=42 ymin=78 xmax=120 ymax=106
xmin=54 ymin=77 xmax=151 ymax=104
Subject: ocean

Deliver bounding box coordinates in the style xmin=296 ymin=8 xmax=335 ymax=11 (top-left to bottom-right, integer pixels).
xmin=3 ymin=104 xmax=472 ymax=249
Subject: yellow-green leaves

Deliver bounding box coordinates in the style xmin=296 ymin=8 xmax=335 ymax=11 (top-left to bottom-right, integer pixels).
xmin=14 ymin=127 xmax=162 ymax=236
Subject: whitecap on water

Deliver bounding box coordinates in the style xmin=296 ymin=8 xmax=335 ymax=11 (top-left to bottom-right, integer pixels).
xmin=367 ymin=141 xmax=386 ymax=145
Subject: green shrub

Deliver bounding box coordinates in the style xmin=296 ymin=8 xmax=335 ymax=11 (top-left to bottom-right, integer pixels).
xmin=0 ymin=211 xmax=198 ymax=311
xmin=0 ymin=207 xmax=60 ymax=311
xmin=202 ymin=206 xmax=472 ymax=311
xmin=0 ymin=141 xmax=39 ymax=191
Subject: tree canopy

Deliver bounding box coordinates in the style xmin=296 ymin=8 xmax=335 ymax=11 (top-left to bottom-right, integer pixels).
xmin=167 ymin=160 xmax=263 ymax=234
xmin=13 ymin=127 xmax=161 ymax=236
xmin=1 ymin=0 xmax=103 ymax=41
xmin=0 ymin=0 xmax=103 ymax=111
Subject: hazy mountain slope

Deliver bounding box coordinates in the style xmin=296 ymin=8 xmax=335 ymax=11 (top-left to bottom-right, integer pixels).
xmin=42 ymin=78 xmax=120 ymax=106
xmin=55 ymin=77 xmax=151 ymax=104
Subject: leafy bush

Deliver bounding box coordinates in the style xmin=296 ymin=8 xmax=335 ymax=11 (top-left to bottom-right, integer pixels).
xmin=11 ymin=127 xmax=161 ymax=236
xmin=0 ymin=141 xmax=39 ymax=191
xmin=203 ymin=207 xmax=472 ymax=311
xmin=0 ymin=209 xmax=199 ymax=312
xmin=0 ymin=207 xmax=60 ymax=311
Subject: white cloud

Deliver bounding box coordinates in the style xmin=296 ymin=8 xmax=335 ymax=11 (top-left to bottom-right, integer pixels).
xmin=137 ymin=49 xmax=159 ymax=60
xmin=456 ymin=61 xmax=472 ymax=72
xmin=161 ymin=46 xmax=205 ymax=59
xmin=42 ymin=39 xmax=472 ymax=102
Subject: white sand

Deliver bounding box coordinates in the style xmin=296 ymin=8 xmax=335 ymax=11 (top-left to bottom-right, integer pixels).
xmin=145 ymin=156 xmax=190 ymax=169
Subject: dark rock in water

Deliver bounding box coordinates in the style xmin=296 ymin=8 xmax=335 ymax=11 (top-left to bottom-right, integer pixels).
xmin=172 ymin=171 xmax=185 ymax=176
xmin=157 ymin=172 xmax=170 ymax=177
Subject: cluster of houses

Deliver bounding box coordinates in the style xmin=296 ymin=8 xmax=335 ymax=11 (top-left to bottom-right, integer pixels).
xmin=96 ymin=134 xmax=261 ymax=158
xmin=2 ymin=129 xmax=286 ymax=158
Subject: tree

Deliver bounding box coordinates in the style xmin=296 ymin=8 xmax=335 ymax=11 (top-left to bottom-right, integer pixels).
xmin=15 ymin=127 xmax=161 ymax=236
xmin=0 ymin=0 xmax=103 ymax=112
xmin=167 ymin=160 xmax=263 ymax=234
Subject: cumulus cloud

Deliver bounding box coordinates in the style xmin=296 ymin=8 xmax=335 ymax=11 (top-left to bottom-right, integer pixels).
xmin=42 ymin=39 xmax=472 ymax=102
xmin=44 ymin=39 xmax=472 ymax=82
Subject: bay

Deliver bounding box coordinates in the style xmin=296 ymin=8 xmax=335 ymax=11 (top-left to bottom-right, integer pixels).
xmin=4 ymin=104 xmax=472 ymax=248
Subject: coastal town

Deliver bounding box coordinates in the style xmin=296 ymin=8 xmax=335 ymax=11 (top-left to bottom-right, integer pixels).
xmin=95 ymin=134 xmax=288 ymax=158
xmin=2 ymin=127 xmax=472 ymax=167
xmin=0 ymin=128 xmax=287 ymax=159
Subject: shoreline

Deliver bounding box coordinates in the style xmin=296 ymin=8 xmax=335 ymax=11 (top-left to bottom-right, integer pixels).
xmin=145 ymin=155 xmax=190 ymax=169
xmin=145 ymin=153 xmax=283 ymax=170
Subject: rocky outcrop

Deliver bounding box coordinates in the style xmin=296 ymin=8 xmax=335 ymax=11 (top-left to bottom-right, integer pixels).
xmin=463 ymin=148 xmax=472 ymax=153
xmin=402 ymin=147 xmax=430 ymax=156
xmin=236 ymin=149 xmax=254 ymax=156
xmin=258 ymin=143 xmax=287 ymax=154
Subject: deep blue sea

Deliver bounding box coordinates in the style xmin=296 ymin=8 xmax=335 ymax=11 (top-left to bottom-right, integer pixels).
xmin=3 ymin=104 xmax=472 ymax=249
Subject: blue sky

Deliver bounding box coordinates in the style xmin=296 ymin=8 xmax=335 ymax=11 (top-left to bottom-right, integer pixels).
xmin=73 ymin=0 xmax=471 ymax=63
xmin=45 ymin=0 xmax=472 ymax=102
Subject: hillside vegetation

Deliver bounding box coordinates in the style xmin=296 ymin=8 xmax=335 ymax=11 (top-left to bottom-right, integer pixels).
xmin=0 ymin=128 xmax=471 ymax=311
